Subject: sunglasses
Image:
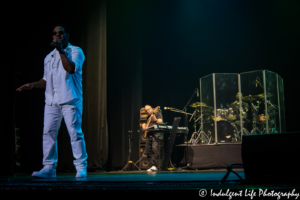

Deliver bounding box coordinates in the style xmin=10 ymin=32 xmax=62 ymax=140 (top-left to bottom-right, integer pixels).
xmin=53 ymin=31 xmax=65 ymax=35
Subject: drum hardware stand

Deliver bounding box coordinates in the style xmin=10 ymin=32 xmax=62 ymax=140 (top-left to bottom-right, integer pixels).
xmin=189 ymin=131 xmax=198 ymax=144
xmin=187 ymin=113 xmax=210 ymax=144
xmin=250 ymin=101 xmax=261 ymax=135
xmin=195 ymin=114 xmax=211 ymax=144
xmin=238 ymin=124 xmax=250 ymax=136
xmin=235 ymin=123 xmax=250 ymax=141
xmin=188 ymin=109 xmax=199 ymax=143
xmin=236 ymin=108 xmax=250 ymax=138
xmin=242 ymin=128 xmax=250 ymax=135
xmin=231 ymin=123 xmax=240 ymax=141
xmin=266 ymin=100 xmax=278 ymax=133
xmin=121 ymin=130 xmax=141 ymax=171
xmin=195 ymin=126 xmax=211 ymax=144
xmin=189 ymin=108 xmax=197 ymax=122
xmin=266 ymin=100 xmax=277 ymax=110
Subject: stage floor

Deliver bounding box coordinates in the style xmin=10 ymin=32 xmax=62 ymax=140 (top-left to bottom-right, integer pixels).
xmin=8 ymin=169 xmax=245 ymax=182
xmin=2 ymin=169 xmax=300 ymax=197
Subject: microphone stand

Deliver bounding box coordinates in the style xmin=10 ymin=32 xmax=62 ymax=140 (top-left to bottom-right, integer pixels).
xmin=182 ymin=89 xmax=198 ymax=142
xmin=121 ymin=130 xmax=141 ymax=171
xmin=166 ymin=108 xmax=192 ymax=116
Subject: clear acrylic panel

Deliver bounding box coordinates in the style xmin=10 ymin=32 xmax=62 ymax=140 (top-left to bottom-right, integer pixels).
xmin=240 ymin=70 xmax=286 ymax=134
xmin=200 ymin=74 xmax=215 ymax=143
xmin=200 ymin=73 xmax=241 ymax=144
xmin=199 ymin=70 xmax=285 ymax=145
xmin=240 ymin=70 xmax=265 ymax=135
xmin=214 ymin=73 xmax=240 ymax=143
xmin=265 ymin=70 xmax=279 ymax=133
xmin=278 ymin=75 xmax=286 ymax=132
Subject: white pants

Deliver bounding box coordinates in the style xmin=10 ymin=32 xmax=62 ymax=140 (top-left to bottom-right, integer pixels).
xmin=42 ymin=93 xmax=87 ymax=170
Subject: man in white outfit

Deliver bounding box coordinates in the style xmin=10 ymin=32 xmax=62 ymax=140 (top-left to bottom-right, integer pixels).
xmin=16 ymin=24 xmax=88 ymax=178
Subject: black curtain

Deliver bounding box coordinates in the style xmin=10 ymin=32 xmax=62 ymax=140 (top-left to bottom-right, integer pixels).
xmin=7 ymin=0 xmax=109 ymax=173
xmin=0 ymin=64 xmax=15 ymax=176
xmin=107 ymin=0 xmax=143 ymax=170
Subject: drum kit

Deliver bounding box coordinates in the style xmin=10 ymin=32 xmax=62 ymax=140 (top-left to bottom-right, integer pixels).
xmin=187 ymin=93 xmax=276 ymax=144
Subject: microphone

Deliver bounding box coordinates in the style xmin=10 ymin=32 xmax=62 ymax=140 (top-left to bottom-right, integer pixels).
xmin=196 ymin=88 xmax=199 ymax=97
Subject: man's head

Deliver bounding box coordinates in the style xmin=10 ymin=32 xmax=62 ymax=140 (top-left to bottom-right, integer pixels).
xmin=144 ymin=105 xmax=153 ymax=115
xmin=52 ymin=24 xmax=69 ymax=48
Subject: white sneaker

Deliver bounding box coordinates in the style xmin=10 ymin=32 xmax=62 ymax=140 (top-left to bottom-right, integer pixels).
xmin=32 ymin=165 xmax=56 ymax=178
xmin=76 ymin=168 xmax=87 ymax=178
xmin=147 ymin=166 xmax=158 ymax=172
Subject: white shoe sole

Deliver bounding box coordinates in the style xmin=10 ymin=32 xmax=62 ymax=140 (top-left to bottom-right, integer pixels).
xmin=32 ymin=171 xmax=56 ymax=179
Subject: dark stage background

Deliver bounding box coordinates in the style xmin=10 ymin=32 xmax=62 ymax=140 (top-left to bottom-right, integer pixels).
xmin=1 ymin=0 xmax=299 ymax=174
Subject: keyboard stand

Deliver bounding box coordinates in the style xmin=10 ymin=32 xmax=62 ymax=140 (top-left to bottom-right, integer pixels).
xmin=161 ymin=117 xmax=181 ymax=171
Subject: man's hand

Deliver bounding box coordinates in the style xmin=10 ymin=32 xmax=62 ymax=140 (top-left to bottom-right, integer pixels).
xmin=16 ymin=79 xmax=46 ymax=91
xmin=16 ymin=83 xmax=34 ymax=91
xmin=54 ymin=40 xmax=76 ymax=74
xmin=53 ymin=38 xmax=63 ymax=52
xmin=151 ymin=115 xmax=163 ymax=123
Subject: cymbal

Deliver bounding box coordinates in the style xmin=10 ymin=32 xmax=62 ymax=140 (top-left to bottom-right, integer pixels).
xmin=189 ymin=102 xmax=206 ymax=107
xmin=242 ymin=95 xmax=257 ymax=101
xmin=256 ymin=93 xmax=273 ymax=99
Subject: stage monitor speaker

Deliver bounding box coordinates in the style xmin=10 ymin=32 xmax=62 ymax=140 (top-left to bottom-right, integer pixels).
xmin=242 ymin=132 xmax=300 ymax=184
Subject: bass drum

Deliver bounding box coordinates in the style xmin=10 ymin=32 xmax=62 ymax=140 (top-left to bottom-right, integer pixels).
xmin=203 ymin=121 xmax=235 ymax=143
